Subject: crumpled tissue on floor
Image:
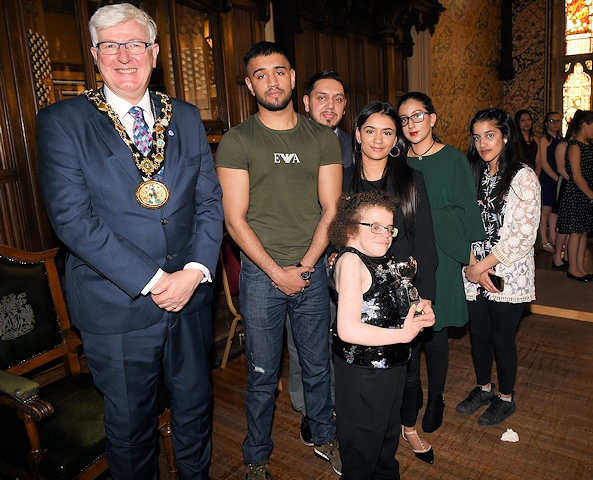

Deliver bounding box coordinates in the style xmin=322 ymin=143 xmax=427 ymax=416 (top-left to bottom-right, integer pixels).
xmin=500 ymin=428 xmax=519 ymax=442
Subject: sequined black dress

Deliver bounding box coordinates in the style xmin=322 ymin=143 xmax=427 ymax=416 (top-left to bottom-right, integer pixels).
xmin=331 ymin=246 xmax=411 ymax=368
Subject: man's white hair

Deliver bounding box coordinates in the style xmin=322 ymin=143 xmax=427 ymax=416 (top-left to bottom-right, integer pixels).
xmin=89 ymin=3 xmax=157 ymax=46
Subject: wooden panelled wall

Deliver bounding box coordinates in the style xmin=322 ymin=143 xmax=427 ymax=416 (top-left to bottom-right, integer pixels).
xmin=273 ymin=0 xmax=443 ymax=132
xmin=0 ymin=0 xmax=443 ymax=251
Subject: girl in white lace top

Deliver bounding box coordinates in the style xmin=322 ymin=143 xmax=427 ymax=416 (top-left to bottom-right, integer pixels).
xmin=457 ymin=108 xmax=540 ymax=427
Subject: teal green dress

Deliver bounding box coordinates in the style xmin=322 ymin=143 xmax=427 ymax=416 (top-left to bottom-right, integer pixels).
xmin=408 ymin=145 xmax=485 ymax=331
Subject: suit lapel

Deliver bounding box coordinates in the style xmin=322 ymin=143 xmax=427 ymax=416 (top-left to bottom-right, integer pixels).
xmin=85 ymin=99 xmax=143 ymax=182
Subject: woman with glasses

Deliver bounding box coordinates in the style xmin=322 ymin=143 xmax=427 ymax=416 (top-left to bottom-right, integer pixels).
xmin=329 ymin=191 xmax=435 ymax=479
xmin=342 ymin=101 xmax=438 ymax=465
xmin=537 ymin=112 xmax=564 ymax=253
xmin=396 ymin=92 xmax=485 ymax=435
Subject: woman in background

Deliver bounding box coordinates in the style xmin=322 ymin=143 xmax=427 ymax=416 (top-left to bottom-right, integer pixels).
xmin=556 ymin=109 xmax=593 ymax=281
xmin=458 ymin=108 xmax=540 ymax=426
xmin=397 ymin=91 xmax=485 ymax=434
xmin=514 ymin=110 xmax=539 ymax=170
xmin=536 ymin=111 xmax=564 ymax=253
xmin=551 ymin=130 xmax=573 ymax=269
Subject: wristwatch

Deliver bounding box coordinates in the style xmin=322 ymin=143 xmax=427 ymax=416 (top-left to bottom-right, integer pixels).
xmin=297 ymin=263 xmax=311 ymax=280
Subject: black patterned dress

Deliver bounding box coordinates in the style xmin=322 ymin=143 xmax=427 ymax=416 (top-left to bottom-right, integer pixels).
xmin=557 ymin=139 xmax=593 ymax=234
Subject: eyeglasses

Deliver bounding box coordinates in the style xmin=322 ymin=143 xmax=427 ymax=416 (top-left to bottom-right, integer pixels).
xmin=547 ymin=118 xmax=562 ymax=124
xmin=95 ymin=41 xmax=153 ymax=55
xmin=359 ymin=222 xmax=398 ymax=237
xmin=399 ymin=112 xmax=429 ymax=127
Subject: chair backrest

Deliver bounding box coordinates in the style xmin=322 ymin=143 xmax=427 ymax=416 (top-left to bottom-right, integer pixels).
xmin=220 ymin=234 xmax=241 ymax=297
xmin=0 ymin=246 xmax=78 ymax=376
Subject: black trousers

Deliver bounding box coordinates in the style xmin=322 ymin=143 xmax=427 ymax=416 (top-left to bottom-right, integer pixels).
xmin=467 ymin=293 xmax=525 ymax=395
xmin=334 ymin=357 xmax=406 ymax=480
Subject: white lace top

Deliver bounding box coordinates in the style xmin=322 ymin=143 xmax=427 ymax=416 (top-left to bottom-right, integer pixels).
xmin=464 ymin=167 xmax=541 ymax=303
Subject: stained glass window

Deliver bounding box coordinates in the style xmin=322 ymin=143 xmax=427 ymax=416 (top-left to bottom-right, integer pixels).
xmin=563 ymin=62 xmax=591 ymax=130
xmin=566 ymin=0 xmax=593 ymax=54
xmin=563 ymin=0 xmax=593 ymax=133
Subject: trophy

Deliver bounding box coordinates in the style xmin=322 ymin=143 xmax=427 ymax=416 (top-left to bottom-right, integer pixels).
xmin=391 ymin=256 xmax=420 ymax=326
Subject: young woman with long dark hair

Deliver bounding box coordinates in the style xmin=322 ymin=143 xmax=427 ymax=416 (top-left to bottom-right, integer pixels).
xmin=343 ymin=100 xmax=438 ymax=464
xmin=458 ymin=108 xmax=540 ymax=426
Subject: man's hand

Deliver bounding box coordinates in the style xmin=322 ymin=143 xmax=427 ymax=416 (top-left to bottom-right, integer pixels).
xmin=151 ymin=269 xmax=204 ymax=311
xmin=271 ymin=265 xmax=312 ymax=296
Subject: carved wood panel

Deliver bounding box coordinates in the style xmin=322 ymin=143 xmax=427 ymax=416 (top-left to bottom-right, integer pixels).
xmin=272 ymin=0 xmax=442 ymax=130
xmin=0 ymin=0 xmax=52 ymax=250
xmin=220 ymin=1 xmax=267 ymax=124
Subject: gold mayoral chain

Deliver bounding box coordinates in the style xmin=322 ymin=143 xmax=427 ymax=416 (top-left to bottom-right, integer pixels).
xmin=82 ymin=89 xmax=173 ymax=209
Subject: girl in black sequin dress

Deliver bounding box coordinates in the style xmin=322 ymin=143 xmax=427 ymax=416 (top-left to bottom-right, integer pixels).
xmin=329 ymin=192 xmax=435 ymax=480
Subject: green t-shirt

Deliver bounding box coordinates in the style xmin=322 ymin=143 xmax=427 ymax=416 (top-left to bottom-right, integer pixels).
xmin=216 ymin=113 xmax=342 ymax=265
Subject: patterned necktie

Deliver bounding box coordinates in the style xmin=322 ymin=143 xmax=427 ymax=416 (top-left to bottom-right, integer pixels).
xmin=129 ymin=106 xmax=152 ymax=156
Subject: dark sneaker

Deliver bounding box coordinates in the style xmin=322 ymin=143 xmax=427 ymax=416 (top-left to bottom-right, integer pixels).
xmin=456 ymin=384 xmax=495 ymax=415
xmin=300 ymin=415 xmax=314 ymax=446
xmin=246 ymin=461 xmax=274 ymax=480
xmin=314 ymin=438 xmax=342 ymax=476
xmin=478 ymin=394 xmax=515 ymax=426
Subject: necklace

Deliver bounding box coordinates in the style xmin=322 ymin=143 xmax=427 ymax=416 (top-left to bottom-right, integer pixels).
xmin=83 ymin=89 xmax=172 ymax=177
xmin=410 ymin=139 xmax=436 ymax=160
xmin=82 ymin=89 xmax=173 ymax=208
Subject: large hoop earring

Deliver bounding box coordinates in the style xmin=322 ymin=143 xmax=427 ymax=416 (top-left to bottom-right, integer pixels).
xmin=354 ymin=142 xmax=361 ymax=153
xmin=389 ymin=145 xmax=401 ymax=157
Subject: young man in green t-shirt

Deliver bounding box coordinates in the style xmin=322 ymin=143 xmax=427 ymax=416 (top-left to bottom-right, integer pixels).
xmin=216 ymin=41 xmax=342 ymax=479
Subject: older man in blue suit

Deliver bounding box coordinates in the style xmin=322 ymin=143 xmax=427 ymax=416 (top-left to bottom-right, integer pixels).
xmin=36 ymin=4 xmax=223 ymax=479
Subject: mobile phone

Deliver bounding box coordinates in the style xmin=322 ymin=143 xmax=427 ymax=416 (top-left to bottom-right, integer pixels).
xmin=488 ymin=273 xmax=504 ymax=291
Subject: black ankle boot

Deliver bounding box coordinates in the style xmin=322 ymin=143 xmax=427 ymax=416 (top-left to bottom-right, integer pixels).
xmin=422 ymin=393 xmax=445 ymax=433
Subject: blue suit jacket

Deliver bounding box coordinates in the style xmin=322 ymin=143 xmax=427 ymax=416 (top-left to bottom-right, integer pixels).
xmin=37 ymin=92 xmax=223 ymax=334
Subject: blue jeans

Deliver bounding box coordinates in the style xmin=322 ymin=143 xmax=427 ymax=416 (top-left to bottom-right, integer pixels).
xmin=240 ymin=258 xmax=336 ymax=464
xmin=286 ymin=265 xmax=336 ymax=415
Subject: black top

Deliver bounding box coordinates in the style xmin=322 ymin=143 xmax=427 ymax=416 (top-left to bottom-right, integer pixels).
xmin=342 ymin=166 xmax=438 ymax=302
xmin=332 ymin=247 xmax=411 ymax=368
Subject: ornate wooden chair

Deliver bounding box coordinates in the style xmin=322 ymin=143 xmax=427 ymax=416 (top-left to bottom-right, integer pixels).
xmin=0 ymin=245 xmax=177 ymax=479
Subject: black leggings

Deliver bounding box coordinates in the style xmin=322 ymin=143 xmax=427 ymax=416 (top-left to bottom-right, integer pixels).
xmin=401 ymin=327 xmax=449 ymax=427
xmin=467 ymin=294 xmax=525 ymax=395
